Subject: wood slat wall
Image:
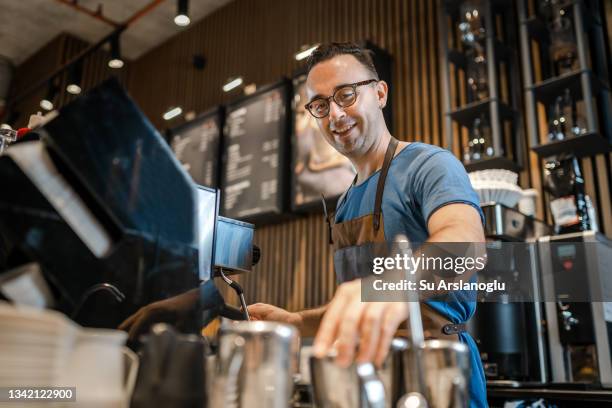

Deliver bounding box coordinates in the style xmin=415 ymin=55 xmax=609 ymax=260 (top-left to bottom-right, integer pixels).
xmin=7 ymin=0 xmax=612 ymax=311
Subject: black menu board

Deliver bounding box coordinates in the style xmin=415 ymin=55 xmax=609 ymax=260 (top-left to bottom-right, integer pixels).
xmin=291 ymin=74 xmax=356 ymax=211
xmin=221 ymin=81 xmax=290 ymax=221
xmin=169 ymin=107 xmax=222 ymax=188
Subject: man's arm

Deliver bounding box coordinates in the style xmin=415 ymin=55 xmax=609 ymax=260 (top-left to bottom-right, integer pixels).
xmin=426 ymin=203 xmax=485 ymax=243
xmin=313 ymin=203 xmax=485 ymax=366
xmin=247 ymin=303 xmax=327 ymax=337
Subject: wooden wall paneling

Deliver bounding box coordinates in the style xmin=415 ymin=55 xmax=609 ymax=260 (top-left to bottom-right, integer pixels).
xmin=429 ymin=0 xmax=441 ymax=148
xmin=320 ymin=215 xmax=328 ymax=306
xmin=391 ymin=0 xmax=402 ymax=140
xmin=404 ymin=0 xmax=415 ymax=140
xmin=411 ymin=0 xmax=422 ymax=142
xmin=418 ymin=0 xmax=430 ymax=144
xmin=376 ymin=0 xmax=385 ymax=50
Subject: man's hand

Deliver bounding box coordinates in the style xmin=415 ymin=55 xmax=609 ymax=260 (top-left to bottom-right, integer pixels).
xmin=119 ymin=288 xmax=199 ymax=341
xmin=312 ymin=279 xmax=408 ymax=367
xmin=247 ymin=303 xmax=303 ymax=328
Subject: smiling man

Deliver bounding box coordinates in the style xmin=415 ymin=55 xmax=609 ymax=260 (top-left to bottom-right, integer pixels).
xmin=248 ymin=42 xmax=487 ymax=407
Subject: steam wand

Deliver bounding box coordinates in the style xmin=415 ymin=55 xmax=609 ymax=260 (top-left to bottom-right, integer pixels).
xmin=218 ymin=268 xmax=250 ymax=321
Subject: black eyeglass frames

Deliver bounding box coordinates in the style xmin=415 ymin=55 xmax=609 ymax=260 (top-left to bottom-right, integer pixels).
xmin=304 ymin=79 xmax=378 ymax=118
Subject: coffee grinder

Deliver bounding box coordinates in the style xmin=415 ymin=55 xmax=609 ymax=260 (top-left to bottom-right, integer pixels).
xmin=537 ymin=231 xmax=612 ymax=387
xmin=468 ymin=203 xmax=552 ymax=384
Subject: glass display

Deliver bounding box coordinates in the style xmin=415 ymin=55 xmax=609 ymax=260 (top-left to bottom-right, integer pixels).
xmin=466 ymin=48 xmax=489 ymax=102
xmin=546 ymin=88 xmax=586 ymax=142
xmin=539 ymin=0 xmax=578 ymax=76
xmin=459 ymin=1 xmax=489 ymax=102
xmin=464 ymin=114 xmax=494 ymax=163
xmin=459 ymin=0 xmax=486 ymax=46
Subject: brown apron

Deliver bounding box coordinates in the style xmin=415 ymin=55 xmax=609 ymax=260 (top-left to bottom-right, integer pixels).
xmin=323 ymin=137 xmax=464 ymax=341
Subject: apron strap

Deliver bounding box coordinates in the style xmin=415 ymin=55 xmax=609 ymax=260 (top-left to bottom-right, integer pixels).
xmin=373 ymin=137 xmax=399 ymax=232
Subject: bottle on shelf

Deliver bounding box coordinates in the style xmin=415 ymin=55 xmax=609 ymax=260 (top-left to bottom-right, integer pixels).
xmin=543 ymin=154 xmax=593 ymax=234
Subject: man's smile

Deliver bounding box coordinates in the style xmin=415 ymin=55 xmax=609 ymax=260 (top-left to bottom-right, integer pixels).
xmin=331 ymin=122 xmax=357 ymax=137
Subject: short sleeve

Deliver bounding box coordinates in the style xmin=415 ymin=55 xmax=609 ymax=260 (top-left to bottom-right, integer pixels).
xmin=412 ymin=150 xmax=484 ymax=225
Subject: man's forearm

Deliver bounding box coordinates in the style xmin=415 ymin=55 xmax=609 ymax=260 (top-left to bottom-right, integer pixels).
xmin=297 ymin=305 xmax=328 ymax=337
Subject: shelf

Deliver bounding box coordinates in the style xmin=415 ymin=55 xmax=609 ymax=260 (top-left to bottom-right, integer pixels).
xmin=448 ymin=99 xmax=516 ymax=128
xmin=464 ymin=156 xmax=522 ymax=172
xmin=529 ymin=69 xmax=609 ymax=105
xmin=531 ymin=131 xmax=612 ymax=158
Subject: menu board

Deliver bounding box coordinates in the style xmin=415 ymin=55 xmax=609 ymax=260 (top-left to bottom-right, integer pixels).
xmin=221 ymin=82 xmax=289 ymax=220
xmin=291 ymin=74 xmax=356 ymax=210
xmin=169 ymin=108 xmax=222 ymax=188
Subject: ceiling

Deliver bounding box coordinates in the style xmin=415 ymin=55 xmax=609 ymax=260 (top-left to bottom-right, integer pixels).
xmin=0 ymin=0 xmax=232 ymax=67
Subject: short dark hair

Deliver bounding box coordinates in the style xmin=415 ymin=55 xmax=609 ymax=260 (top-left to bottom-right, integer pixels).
xmin=306 ymin=42 xmax=379 ymax=79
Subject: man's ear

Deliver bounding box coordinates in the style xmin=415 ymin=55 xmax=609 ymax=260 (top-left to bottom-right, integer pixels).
xmin=376 ymin=80 xmax=388 ymax=109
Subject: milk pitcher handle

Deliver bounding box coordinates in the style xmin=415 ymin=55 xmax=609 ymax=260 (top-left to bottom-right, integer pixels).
xmin=122 ymin=347 xmax=139 ymax=401
xmin=356 ymin=362 xmax=386 ymax=408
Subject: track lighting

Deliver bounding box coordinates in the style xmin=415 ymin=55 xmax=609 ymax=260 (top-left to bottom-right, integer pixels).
xmin=66 ymin=63 xmax=83 ymax=95
xmin=40 ymin=79 xmax=58 ymax=111
xmin=174 ymin=0 xmax=190 ymax=26
xmin=108 ymin=34 xmax=124 ymax=69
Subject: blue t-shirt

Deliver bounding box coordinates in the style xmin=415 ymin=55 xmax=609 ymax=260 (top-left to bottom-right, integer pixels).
xmin=335 ymin=142 xmax=488 ymax=408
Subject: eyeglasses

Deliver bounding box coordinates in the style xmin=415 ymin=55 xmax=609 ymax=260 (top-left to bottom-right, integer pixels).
xmin=304 ymin=79 xmax=378 ymax=118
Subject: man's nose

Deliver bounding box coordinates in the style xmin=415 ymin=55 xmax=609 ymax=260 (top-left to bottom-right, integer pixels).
xmin=328 ymin=100 xmax=346 ymax=122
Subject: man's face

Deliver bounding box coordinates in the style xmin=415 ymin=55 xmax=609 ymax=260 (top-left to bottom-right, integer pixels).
xmin=306 ymin=54 xmax=386 ymax=157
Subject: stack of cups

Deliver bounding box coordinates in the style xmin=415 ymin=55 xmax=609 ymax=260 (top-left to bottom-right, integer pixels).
xmin=0 ymin=302 xmax=77 ymax=407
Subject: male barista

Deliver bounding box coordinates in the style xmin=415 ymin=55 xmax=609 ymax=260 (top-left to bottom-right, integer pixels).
xmin=248 ymin=42 xmax=488 ymax=407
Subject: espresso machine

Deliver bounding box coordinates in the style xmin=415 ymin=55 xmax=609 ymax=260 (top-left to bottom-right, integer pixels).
xmin=469 ymin=203 xmax=553 ymax=385
xmin=537 ymin=231 xmax=612 ymax=387
xmin=0 ymin=78 xmax=255 ymax=331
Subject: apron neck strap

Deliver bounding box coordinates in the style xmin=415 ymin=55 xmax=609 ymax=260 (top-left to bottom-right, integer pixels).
xmin=373 ymin=137 xmax=399 ymax=232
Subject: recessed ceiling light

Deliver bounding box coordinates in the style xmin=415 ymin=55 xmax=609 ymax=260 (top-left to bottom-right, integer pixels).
xmin=163 ymin=106 xmax=183 ymax=121
xmin=223 ymin=77 xmax=243 ymax=92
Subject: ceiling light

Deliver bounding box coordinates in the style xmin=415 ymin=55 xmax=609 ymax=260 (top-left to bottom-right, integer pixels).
xmin=295 ymin=44 xmax=319 ymax=61
xmin=174 ymin=0 xmax=190 ymax=26
xmin=163 ymin=107 xmax=183 ymax=121
xmin=223 ymin=77 xmax=243 ymax=92
xmin=40 ymin=79 xmax=58 ymax=111
xmin=108 ymin=34 xmax=124 ymax=69
xmin=66 ymin=63 xmax=83 ymax=95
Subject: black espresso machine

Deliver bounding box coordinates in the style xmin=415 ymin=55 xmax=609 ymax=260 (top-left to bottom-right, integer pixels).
xmin=0 ymin=78 xmax=255 ymax=331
